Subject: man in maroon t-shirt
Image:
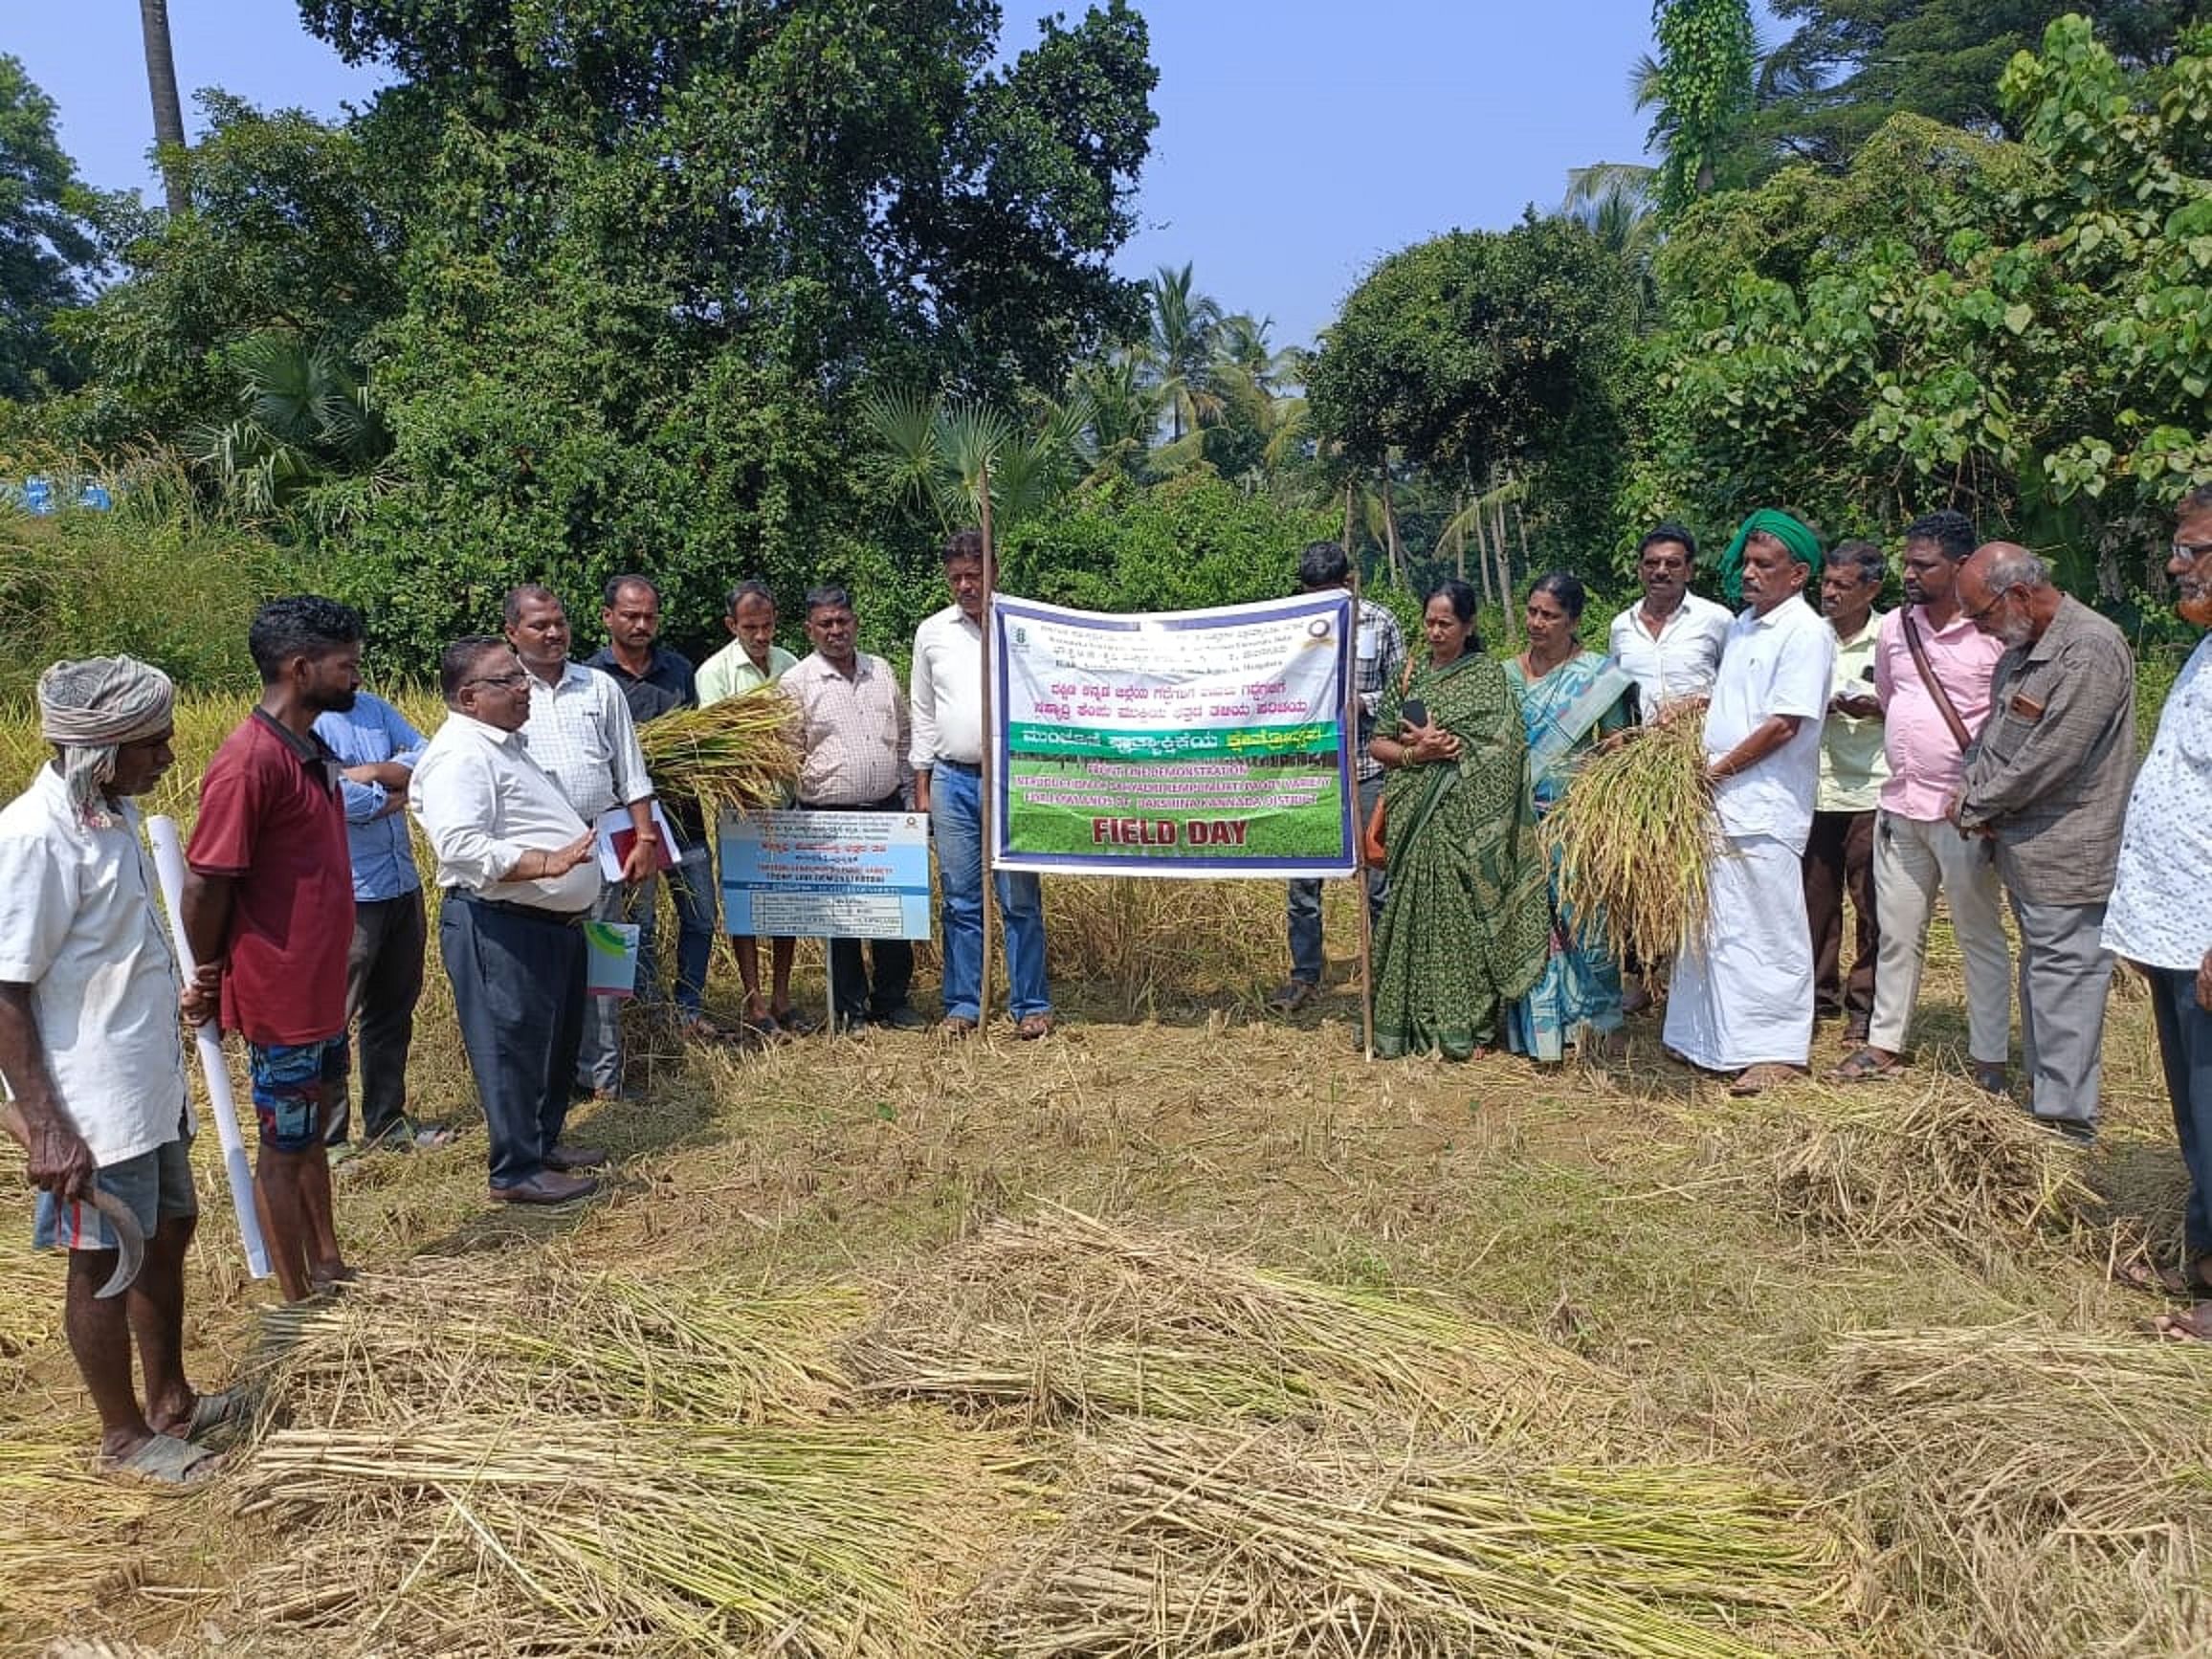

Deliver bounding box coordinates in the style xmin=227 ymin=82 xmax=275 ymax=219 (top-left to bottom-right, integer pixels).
xmin=182 ymin=597 xmax=363 ymax=1302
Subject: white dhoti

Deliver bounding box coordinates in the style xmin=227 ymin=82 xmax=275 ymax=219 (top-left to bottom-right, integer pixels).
xmin=1664 ymin=833 xmax=1814 ymax=1071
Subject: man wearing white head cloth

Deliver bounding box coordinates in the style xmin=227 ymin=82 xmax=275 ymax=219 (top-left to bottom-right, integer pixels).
xmin=0 ymin=657 xmax=240 ymax=1484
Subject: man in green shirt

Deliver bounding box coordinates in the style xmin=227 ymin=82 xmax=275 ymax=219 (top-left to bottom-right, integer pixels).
xmin=696 ymin=580 xmax=806 ymax=1033
xmin=1803 ymin=540 xmax=1888 ymax=1044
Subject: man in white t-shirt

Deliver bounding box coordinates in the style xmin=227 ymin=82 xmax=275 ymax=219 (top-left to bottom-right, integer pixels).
xmin=2108 ymin=485 xmax=2212 ymax=1338
xmin=1607 ymin=523 xmax=1734 ymax=722
xmin=0 ymin=657 xmax=234 ymax=1484
xmin=1664 ymin=513 xmax=1835 ymax=1095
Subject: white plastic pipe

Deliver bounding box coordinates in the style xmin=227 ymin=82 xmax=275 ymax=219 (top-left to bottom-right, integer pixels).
xmin=145 ymin=814 xmax=271 ymax=1279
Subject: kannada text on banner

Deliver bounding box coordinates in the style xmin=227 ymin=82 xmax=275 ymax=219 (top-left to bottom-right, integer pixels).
xmin=990 ymin=592 xmax=1355 ymax=877
xmin=719 ymin=808 xmax=933 ymax=940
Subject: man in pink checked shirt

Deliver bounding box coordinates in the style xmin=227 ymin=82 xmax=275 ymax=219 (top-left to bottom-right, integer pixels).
xmin=1831 ymin=509 xmax=2011 ymax=1092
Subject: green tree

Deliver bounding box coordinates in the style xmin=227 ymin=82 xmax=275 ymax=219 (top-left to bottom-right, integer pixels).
xmin=1637 ymin=16 xmax=2212 ymax=608
xmin=60 ymin=98 xmax=401 ymax=445
xmin=1646 ymin=0 xmax=1760 ymax=210
xmin=0 ymin=56 xmax=117 ymax=401
xmin=1758 ymin=0 xmax=2205 ymax=168
xmin=1140 ymin=261 xmax=1224 ymax=444
xmin=272 ymin=0 xmax=1155 ymax=661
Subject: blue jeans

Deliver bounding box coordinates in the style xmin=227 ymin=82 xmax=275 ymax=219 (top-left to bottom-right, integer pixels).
xmin=2149 ymin=965 xmax=2212 ymax=1256
xmin=633 ymin=847 xmax=716 ymax=1015
xmin=932 ymin=762 xmax=1051 ymax=1022
xmin=1286 ymin=773 xmax=1388 ymax=984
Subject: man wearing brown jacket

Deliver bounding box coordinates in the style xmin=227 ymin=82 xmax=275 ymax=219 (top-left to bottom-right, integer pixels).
xmin=1953 ymin=542 xmax=2135 ymax=1141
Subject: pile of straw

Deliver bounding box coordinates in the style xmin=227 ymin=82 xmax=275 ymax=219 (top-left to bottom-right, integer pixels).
xmin=0 ymin=1436 xmax=163 ymax=1630
xmin=240 ymin=1414 xmax=1024 ymax=1658
xmin=1802 ymin=1323 xmax=2212 ymax=1653
xmin=979 ymin=1420 xmax=1861 ymax=1659
xmin=1767 ymin=1082 xmax=2099 ymax=1258
xmin=1542 ymin=715 xmax=1715 ymax=965
xmin=253 ymin=1252 xmax=858 ymax=1427
xmin=848 ymin=1207 xmax=1626 ymax=1447
xmin=637 ymin=687 xmax=801 ymax=816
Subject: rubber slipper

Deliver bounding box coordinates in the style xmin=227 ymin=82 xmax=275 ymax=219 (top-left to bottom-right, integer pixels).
xmin=1016 ymin=1013 xmax=1056 ymax=1041
xmin=183 ymin=1387 xmax=250 ymax=1440
xmin=2150 ymin=1303 xmax=2212 ymax=1342
xmin=1729 ymin=1064 xmax=1805 ymax=1097
xmin=2113 ymin=1256 xmax=2212 ymax=1303
xmin=103 ymin=1431 xmax=221 ymax=1487
xmin=772 ymin=1007 xmax=820 ymax=1037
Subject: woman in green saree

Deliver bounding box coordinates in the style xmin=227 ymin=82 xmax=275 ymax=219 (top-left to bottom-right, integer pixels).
xmin=1367 ymin=579 xmax=1551 ymax=1060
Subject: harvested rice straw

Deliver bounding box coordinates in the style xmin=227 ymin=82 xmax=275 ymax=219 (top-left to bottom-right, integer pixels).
xmin=981 ymin=1420 xmax=1861 ymax=1659
xmin=254 ymin=1254 xmax=860 ymax=1428
xmin=637 ymin=687 xmax=802 ymax=817
xmin=1542 ymin=713 xmax=1716 ymax=966
xmin=850 ymin=1207 xmax=1628 ymax=1449
xmin=1767 ymin=1082 xmax=2099 ymax=1257
xmin=240 ymin=1415 xmax=1027 ymax=1659
xmin=0 ymin=1437 xmax=162 ymax=1626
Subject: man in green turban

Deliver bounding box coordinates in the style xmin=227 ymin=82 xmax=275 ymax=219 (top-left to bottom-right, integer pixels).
xmin=1666 ymin=513 xmax=1836 ymax=1095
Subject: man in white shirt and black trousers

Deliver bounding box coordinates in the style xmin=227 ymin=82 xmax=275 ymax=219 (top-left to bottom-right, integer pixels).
xmin=410 ymin=638 xmax=607 ymax=1206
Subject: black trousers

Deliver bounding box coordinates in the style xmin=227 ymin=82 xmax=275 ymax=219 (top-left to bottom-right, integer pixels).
xmin=801 ymin=792 xmax=915 ymax=1021
xmin=439 ymin=892 xmax=586 ymax=1187
xmin=326 ymin=889 xmax=428 ymax=1144
xmin=1802 ymin=808 xmax=1879 ymax=1024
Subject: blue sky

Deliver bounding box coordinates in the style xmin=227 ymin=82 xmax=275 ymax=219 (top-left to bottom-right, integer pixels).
xmin=8 ymin=2 xmax=1758 ymax=347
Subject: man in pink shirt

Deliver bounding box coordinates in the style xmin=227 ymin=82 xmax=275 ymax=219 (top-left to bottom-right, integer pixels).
xmin=1833 ymin=510 xmax=2011 ymax=1090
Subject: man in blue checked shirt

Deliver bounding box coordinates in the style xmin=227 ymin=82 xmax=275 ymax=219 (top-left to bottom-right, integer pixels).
xmin=314 ymin=689 xmax=451 ymax=1156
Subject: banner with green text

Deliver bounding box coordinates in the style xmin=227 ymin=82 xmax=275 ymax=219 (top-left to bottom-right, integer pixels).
xmin=989 ymin=592 xmax=1356 ymax=878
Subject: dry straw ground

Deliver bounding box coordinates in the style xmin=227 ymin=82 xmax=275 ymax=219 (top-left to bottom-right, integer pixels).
xmin=2 ymin=693 xmax=2210 ymax=1657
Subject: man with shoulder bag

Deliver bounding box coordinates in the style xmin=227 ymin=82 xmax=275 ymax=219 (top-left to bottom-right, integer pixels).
xmin=1833 ymin=511 xmax=2011 ymax=1090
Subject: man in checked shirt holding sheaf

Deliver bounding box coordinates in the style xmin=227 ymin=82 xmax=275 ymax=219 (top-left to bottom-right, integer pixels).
xmin=1267 ymin=542 xmax=1404 ymax=1014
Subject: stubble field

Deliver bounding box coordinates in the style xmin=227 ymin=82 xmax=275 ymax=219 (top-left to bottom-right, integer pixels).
xmin=1 ymin=691 xmax=2207 ymax=1658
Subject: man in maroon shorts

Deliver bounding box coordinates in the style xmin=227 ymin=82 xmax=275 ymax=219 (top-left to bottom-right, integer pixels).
xmin=182 ymin=597 xmax=364 ymax=1302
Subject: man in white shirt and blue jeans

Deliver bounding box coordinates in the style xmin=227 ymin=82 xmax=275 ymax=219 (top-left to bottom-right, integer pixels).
xmin=911 ymin=530 xmax=1054 ymax=1039
xmin=0 ymin=657 xmax=234 ymax=1483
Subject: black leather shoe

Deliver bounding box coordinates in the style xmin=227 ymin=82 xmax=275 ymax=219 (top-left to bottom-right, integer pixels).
xmin=490 ymin=1171 xmax=600 ymax=1205
xmin=544 ymin=1143 xmax=608 ymax=1171
xmin=872 ymin=1005 xmax=929 ymax=1031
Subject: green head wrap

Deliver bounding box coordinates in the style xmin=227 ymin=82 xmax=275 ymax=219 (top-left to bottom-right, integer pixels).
xmin=1718 ymin=509 xmax=1824 ymax=607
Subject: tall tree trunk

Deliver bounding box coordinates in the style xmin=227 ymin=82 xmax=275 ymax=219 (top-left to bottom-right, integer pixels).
xmin=1471 ymin=501 xmax=1493 ymax=611
xmin=1379 ymin=464 xmax=1405 ymax=591
xmin=1492 ymin=492 xmax=1515 ymax=648
xmin=140 ymin=0 xmax=188 ymax=215
xmin=1341 ymin=480 xmax=1355 ymax=560
xmin=1452 ymin=488 xmax=1467 ymax=582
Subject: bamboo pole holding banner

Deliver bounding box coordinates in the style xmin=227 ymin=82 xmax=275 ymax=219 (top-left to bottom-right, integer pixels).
xmin=977 ymin=459 xmax=999 ymax=1031
xmin=1347 ymin=567 xmax=1376 ymax=1062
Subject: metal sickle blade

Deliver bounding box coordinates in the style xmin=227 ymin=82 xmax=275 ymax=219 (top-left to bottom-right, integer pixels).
xmin=88 ymin=1189 xmax=146 ymax=1299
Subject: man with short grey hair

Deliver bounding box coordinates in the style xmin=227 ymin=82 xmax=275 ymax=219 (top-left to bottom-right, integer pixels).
xmin=1953 ymin=542 xmax=2135 ymax=1139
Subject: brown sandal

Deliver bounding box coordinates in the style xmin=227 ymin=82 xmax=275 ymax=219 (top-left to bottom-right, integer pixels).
xmin=1828 ymin=1046 xmax=1904 ymax=1083
xmin=1728 ymin=1063 xmax=1807 ymax=1097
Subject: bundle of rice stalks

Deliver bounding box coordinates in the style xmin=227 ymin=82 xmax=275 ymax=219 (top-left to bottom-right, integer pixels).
xmin=238 ymin=1413 xmax=1027 ymax=1658
xmin=1542 ymin=715 xmax=1715 ymax=965
xmin=849 ymin=1207 xmax=1628 ymax=1449
xmin=254 ymin=1252 xmax=860 ymax=1428
xmin=978 ymin=1420 xmax=1862 ymax=1659
xmin=1768 ymin=1082 xmax=2098 ymax=1259
xmin=637 ymin=687 xmax=801 ymax=816
xmin=1800 ymin=1324 xmax=2212 ymax=1653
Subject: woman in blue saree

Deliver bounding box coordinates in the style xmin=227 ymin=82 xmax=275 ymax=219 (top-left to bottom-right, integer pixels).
xmin=1506 ymin=573 xmax=1636 ymax=1062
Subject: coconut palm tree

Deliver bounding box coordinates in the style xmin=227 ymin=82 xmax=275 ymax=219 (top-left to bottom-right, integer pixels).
xmin=1142 ymin=262 xmax=1224 ymax=444
xmin=139 ymin=0 xmax=188 ymax=215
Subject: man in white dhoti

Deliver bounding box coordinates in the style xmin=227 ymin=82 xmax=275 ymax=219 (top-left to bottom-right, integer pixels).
xmin=1665 ymin=510 xmax=1836 ymax=1095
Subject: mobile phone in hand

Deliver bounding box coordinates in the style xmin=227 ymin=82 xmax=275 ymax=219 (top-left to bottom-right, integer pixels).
xmin=1401 ymin=697 xmax=1428 ymax=730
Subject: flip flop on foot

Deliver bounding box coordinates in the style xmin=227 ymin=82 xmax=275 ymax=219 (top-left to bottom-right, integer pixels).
xmin=1729 ymin=1063 xmax=1807 ymax=1097
xmin=1828 ymin=1046 xmax=1904 ymax=1083
xmin=2113 ymin=1255 xmax=2212 ymax=1302
xmin=1016 ymin=1012 xmax=1056 ymax=1041
xmin=181 ymin=1387 xmax=250 ymax=1441
xmin=2150 ymin=1302 xmax=2212 ymax=1342
xmin=772 ymin=1007 xmax=820 ymax=1037
xmin=103 ymin=1431 xmax=222 ymax=1487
